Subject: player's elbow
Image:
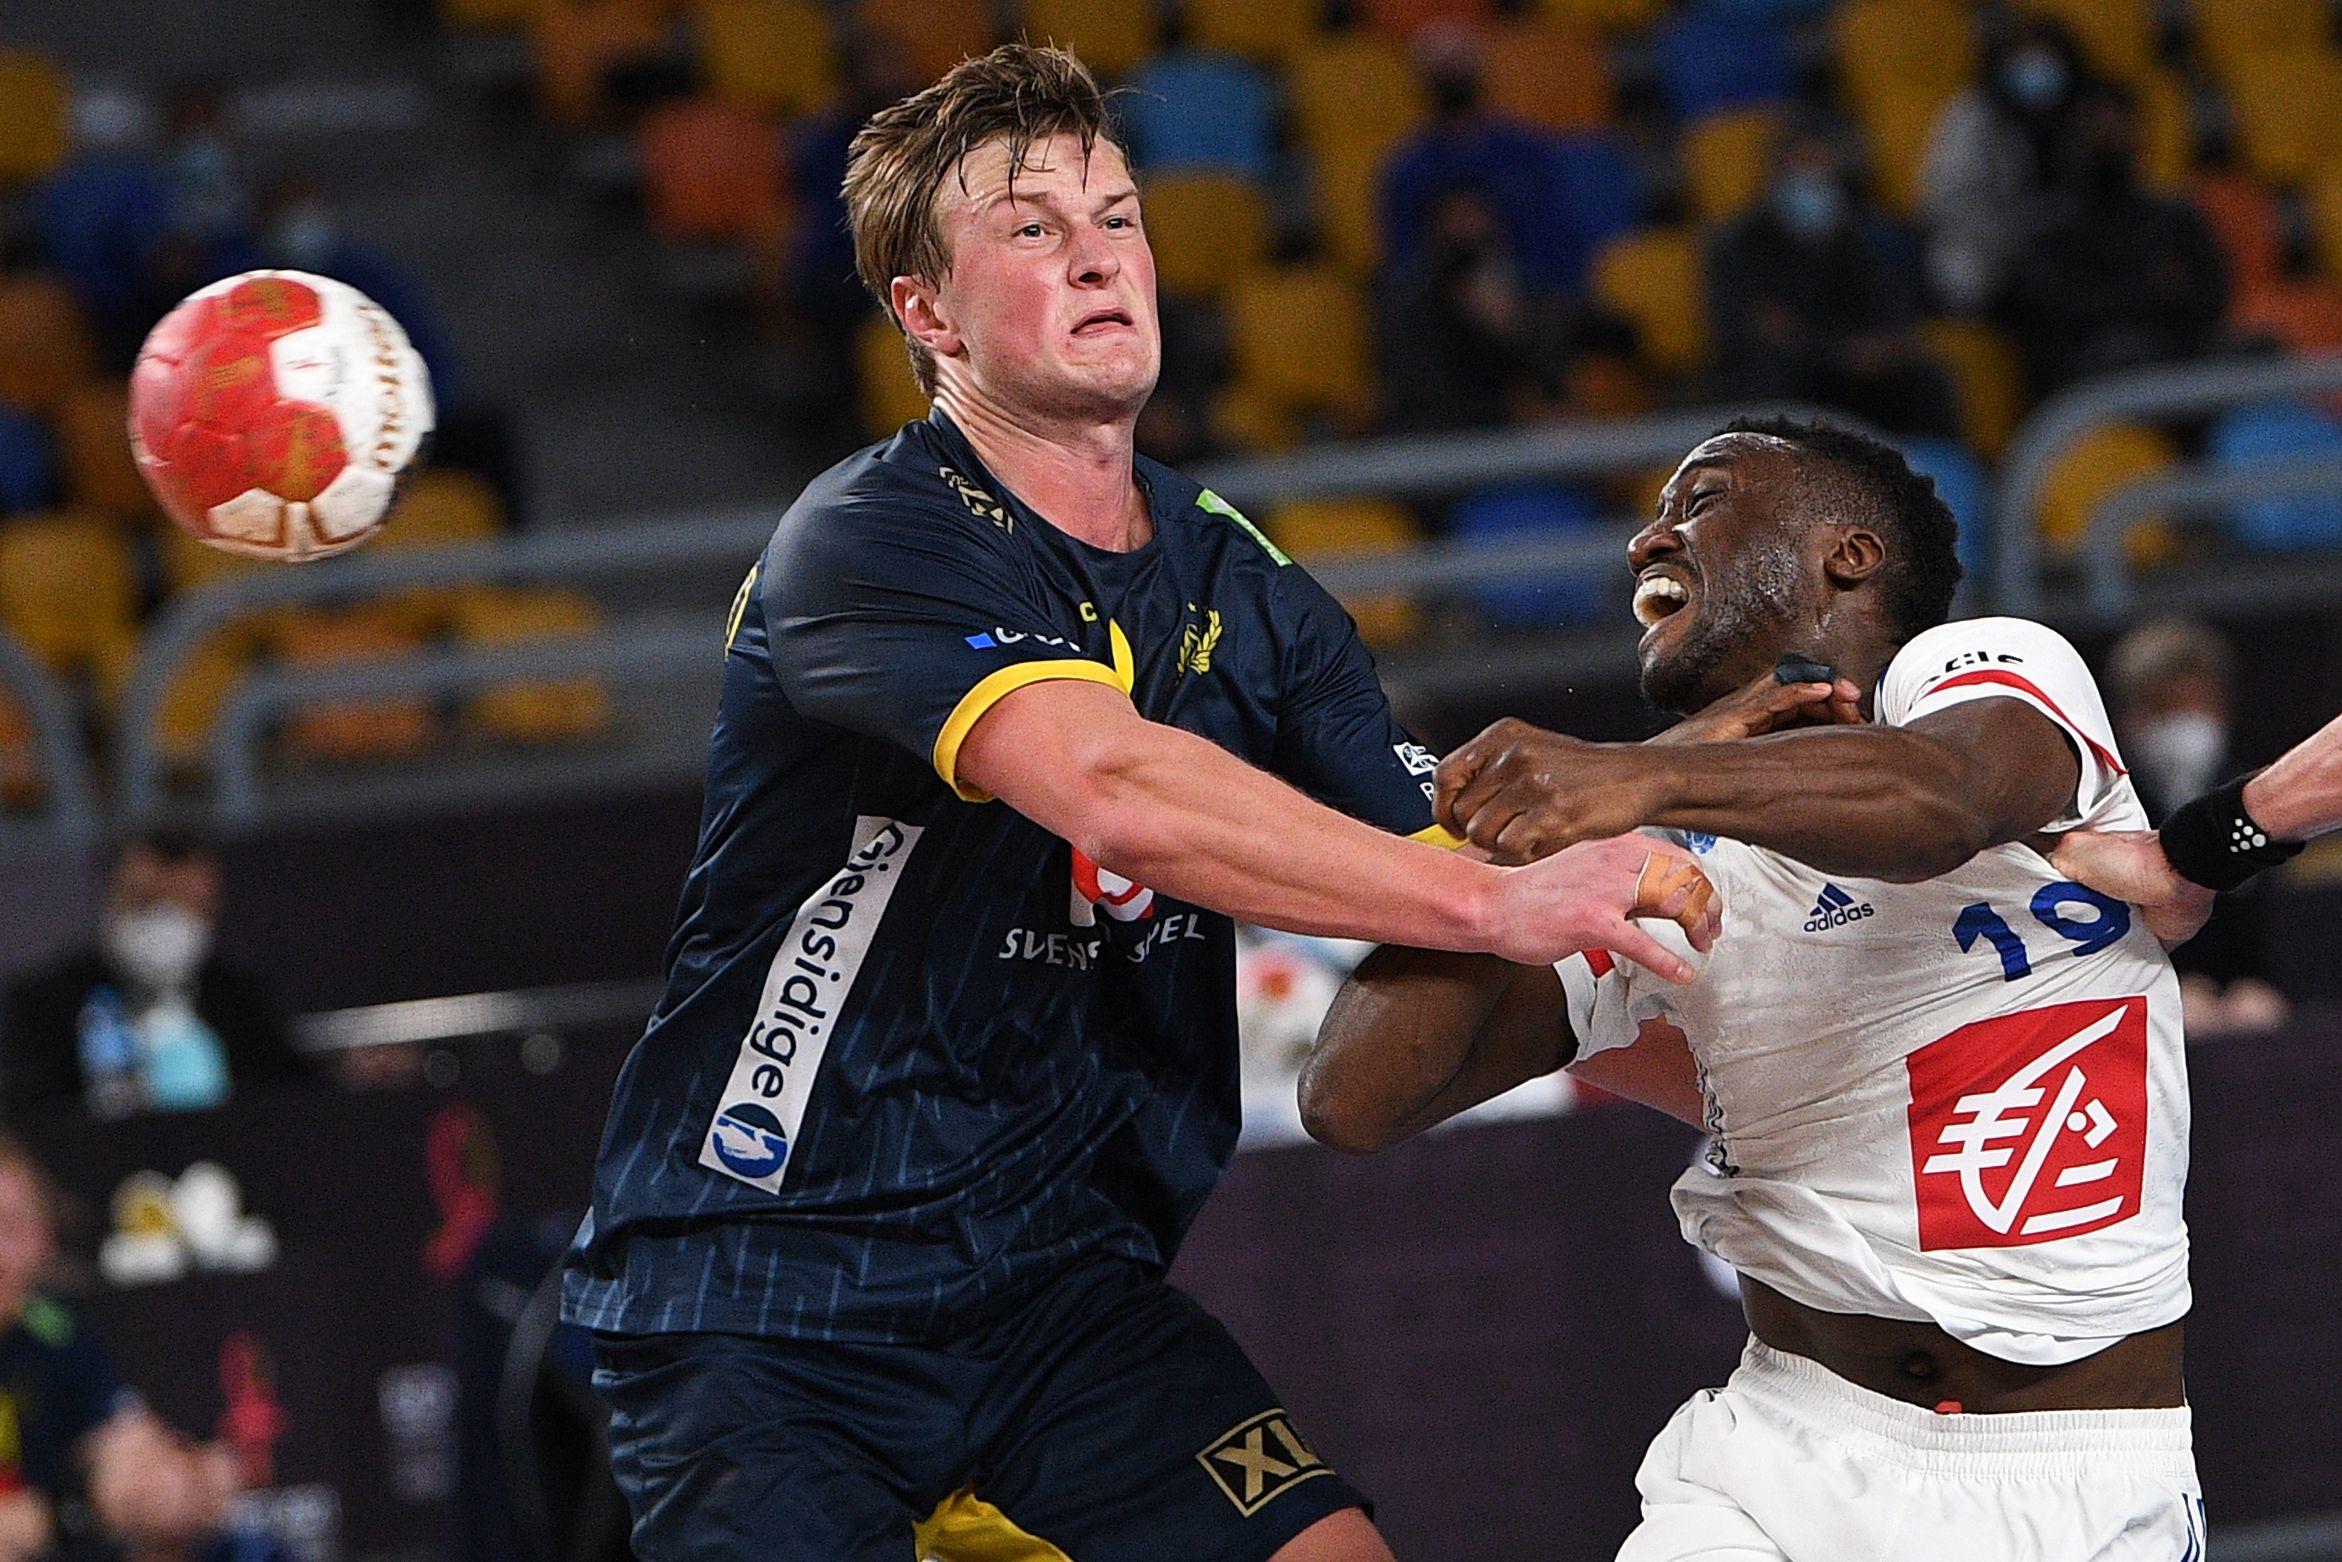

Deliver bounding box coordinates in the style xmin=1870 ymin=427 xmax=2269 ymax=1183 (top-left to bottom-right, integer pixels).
xmin=1296 ymin=1043 xmax=1406 ymax=1155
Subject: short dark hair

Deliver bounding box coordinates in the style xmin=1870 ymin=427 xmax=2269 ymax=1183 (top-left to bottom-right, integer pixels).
xmin=109 ymin=821 xmax=217 ymax=872
xmin=1719 ymin=414 xmax=1962 ymax=639
xmin=842 ymin=43 xmax=1125 ymax=396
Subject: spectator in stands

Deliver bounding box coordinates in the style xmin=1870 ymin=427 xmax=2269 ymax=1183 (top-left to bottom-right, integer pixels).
xmin=1376 ymin=187 xmax=1572 ymax=434
xmin=1705 ymin=122 xmax=1959 ymax=438
xmin=30 ymin=84 xmax=177 ymax=367
xmin=0 ymin=1135 xmax=248 ymax=1558
xmin=1 ymin=828 xmax=308 ymax=1125
xmin=2001 ymin=84 xmax=2227 ymax=397
xmin=1917 ymin=15 xmax=2094 ymax=315
xmin=2109 ymin=618 xmax=2290 ymax=1036
xmin=1378 ymin=24 xmax=1583 ymax=299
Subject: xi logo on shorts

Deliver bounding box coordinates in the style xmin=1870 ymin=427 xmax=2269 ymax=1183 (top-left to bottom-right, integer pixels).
xmin=1197 ymin=1411 xmax=1330 ymax=1516
xmin=1906 ymin=996 xmax=2149 ymax=1250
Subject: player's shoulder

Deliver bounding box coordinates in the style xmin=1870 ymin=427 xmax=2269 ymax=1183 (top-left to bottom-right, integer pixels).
xmin=1139 ymin=455 xmax=1293 ymax=579
xmin=1883 ymin=615 xmax=2100 ymax=708
xmin=770 ymin=419 xmax=1017 ymax=566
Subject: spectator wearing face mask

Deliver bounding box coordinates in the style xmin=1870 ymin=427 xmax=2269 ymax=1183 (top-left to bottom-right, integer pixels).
xmin=1706 ymin=123 xmax=1960 ymax=438
xmin=1 ymin=830 xmax=308 ymax=1125
xmin=1917 ymin=16 xmax=2094 ymax=315
xmin=2001 ymin=83 xmax=2228 ymax=396
xmin=1377 ymin=186 xmax=1575 ymax=434
xmin=2108 ymin=618 xmax=2290 ymax=1036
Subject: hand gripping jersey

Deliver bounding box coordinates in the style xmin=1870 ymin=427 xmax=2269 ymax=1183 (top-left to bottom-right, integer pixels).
xmin=1561 ymin=618 xmax=2189 ymax=1365
xmin=563 ymin=411 xmax=1445 ymax=1343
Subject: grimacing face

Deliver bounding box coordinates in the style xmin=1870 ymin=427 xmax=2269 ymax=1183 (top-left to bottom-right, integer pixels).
xmin=1628 ymin=433 xmax=1824 ymax=715
xmin=909 ymin=131 xmax=1161 ymax=424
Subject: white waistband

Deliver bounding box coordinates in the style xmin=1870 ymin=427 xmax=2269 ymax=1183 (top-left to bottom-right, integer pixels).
xmin=1729 ymin=1340 xmax=2197 ymax=1483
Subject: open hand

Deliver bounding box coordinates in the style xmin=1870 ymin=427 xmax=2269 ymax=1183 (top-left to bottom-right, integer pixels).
xmin=1654 ymin=668 xmax=1864 ymax=746
xmin=1485 ymin=834 xmax=1722 ymax=980
xmin=2049 ymin=828 xmax=2215 ymax=949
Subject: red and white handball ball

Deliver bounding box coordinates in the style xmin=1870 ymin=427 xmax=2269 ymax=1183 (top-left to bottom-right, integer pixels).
xmin=129 ymin=270 xmax=434 ymax=562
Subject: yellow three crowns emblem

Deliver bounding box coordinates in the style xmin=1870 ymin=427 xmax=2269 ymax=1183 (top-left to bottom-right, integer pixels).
xmin=1180 ymin=606 xmax=1222 ymax=675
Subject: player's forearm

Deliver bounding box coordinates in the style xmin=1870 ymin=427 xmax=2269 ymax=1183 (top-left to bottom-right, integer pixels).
xmin=2244 ymin=711 xmax=2342 ymax=842
xmin=1635 ymin=728 xmax=1997 ymax=881
xmin=1075 ymin=722 xmax=1501 ymax=948
xmin=1303 ymin=947 xmax=1565 ymax=1154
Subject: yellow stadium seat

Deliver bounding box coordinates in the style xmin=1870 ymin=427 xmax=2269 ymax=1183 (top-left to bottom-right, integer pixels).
xmin=1219 ymin=264 xmax=1374 ymax=449
xmin=1858 ymin=89 xmax=1950 ymax=216
xmin=1141 ymin=172 xmax=1268 ymax=299
xmin=1287 ymin=34 xmax=1427 ymax=167
xmin=1833 ymin=0 xmax=1977 ymax=124
xmin=2304 ymin=164 xmax=2342 ymax=282
xmin=697 ymin=0 xmax=835 ymax=117
xmin=1479 ymin=19 xmax=1617 ymax=133
xmin=858 ymin=0 xmax=995 ymax=85
xmin=856 ymin=312 xmax=930 ymax=439
xmin=1531 ymin=0 xmax=1666 ymax=35
xmin=2037 ymin=423 xmax=2181 ymax=563
xmin=1312 ymin=138 xmax=1393 ymax=276
xmin=1591 ymin=228 xmax=1706 ymax=379
xmin=533 ymin=0 xmax=674 ymax=125
xmin=0 ymin=511 xmax=138 ymax=682
xmin=2014 ymin=0 xmax=2156 ymax=83
xmin=146 ymin=622 xmax=276 ymax=769
xmin=0 ymin=274 xmax=98 ymax=418
xmin=158 ymin=523 xmax=272 ymax=596
xmin=2136 ymin=70 xmax=2191 ymax=189
xmin=56 ymin=380 xmax=156 ymax=519
xmin=0 ymin=685 xmax=39 ymax=810
xmin=385 ymin=469 xmax=508 ymax=550
xmin=1264 ymin=499 xmax=1425 ymax=647
xmin=1185 ymin=0 xmax=1321 ymax=64
xmin=1018 ymin=0 xmax=1159 ymax=80
xmin=452 ymin=587 xmax=615 ymax=745
xmin=1920 ymin=318 xmax=2024 ymax=458
xmin=2226 ymin=51 xmax=2342 ymax=185
xmin=271 ymin=607 xmax=437 ymax=764
xmin=1680 ymin=107 xmax=1784 ymax=225
xmin=0 ymin=53 xmax=69 ymax=190
xmin=2193 ymin=0 xmax=2330 ymax=90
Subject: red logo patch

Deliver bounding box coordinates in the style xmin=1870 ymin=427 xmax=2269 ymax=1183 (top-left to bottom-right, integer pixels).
xmin=1907 ymin=996 xmax=2148 ymax=1250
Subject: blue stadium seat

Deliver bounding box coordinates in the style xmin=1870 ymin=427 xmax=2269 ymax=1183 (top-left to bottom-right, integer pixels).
xmin=0 ymin=404 xmax=57 ymax=516
xmin=1895 ymin=436 xmax=1993 ymax=586
xmin=2209 ymin=400 xmax=2342 ymax=552
xmin=1449 ymin=483 xmax=1610 ymax=630
xmin=1121 ymin=50 xmax=1278 ymax=181
xmin=1651 ymin=7 xmax=1796 ymax=121
xmin=1691 ymin=0 xmax=1833 ymax=19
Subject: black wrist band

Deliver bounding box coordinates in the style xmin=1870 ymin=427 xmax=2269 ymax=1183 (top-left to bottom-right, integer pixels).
xmin=2159 ymin=771 xmax=2302 ymax=892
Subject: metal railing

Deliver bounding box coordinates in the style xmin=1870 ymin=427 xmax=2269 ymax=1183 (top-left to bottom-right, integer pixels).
xmin=0 ymin=628 xmax=101 ymax=851
xmin=1993 ymin=352 xmax=2342 ymax=616
xmin=114 ymin=510 xmax=778 ymax=822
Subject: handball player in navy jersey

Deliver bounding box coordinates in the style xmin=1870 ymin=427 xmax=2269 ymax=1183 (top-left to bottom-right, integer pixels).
xmin=563 ymin=44 xmax=1718 ymax=1562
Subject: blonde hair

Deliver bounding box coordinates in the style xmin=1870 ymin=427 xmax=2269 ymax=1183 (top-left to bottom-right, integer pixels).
xmin=842 ymin=43 xmax=1124 ymax=396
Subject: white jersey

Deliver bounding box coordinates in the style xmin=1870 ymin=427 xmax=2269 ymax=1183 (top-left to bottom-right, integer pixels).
xmin=1561 ymin=617 xmax=2188 ymax=1365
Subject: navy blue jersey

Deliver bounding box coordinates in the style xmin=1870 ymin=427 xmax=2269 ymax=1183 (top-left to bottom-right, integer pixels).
xmin=563 ymin=412 xmax=1445 ymax=1343
xmin=0 ymin=1296 xmax=134 ymax=1498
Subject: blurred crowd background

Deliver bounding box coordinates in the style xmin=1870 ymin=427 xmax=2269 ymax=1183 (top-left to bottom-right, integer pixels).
xmin=4 ymin=0 xmax=2342 ymax=1559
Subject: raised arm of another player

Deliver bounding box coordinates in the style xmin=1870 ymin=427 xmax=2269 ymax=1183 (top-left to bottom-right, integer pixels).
xmin=1434 ymin=619 xmax=2113 ymax=884
xmin=956 ymin=680 xmax=1715 ymax=972
xmin=1300 ymin=946 xmax=1707 ymax=1153
xmin=2052 ymin=707 xmax=2342 ymax=917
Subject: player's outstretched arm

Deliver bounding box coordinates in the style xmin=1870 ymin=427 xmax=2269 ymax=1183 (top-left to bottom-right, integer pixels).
xmin=1301 ymin=949 xmax=1573 ymax=1153
xmin=2243 ymin=709 xmax=2342 ymax=844
xmin=956 ymin=679 xmax=1720 ymax=975
xmin=1434 ymin=699 xmax=2079 ymax=884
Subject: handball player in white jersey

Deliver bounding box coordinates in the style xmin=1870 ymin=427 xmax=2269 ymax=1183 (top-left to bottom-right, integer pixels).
xmin=1303 ymin=415 xmax=2206 ymax=1561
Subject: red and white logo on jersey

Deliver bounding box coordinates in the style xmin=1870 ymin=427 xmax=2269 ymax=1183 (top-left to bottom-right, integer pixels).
xmin=1907 ymin=996 xmax=2148 ymax=1250
xmin=1070 ymin=847 xmax=1154 ymax=927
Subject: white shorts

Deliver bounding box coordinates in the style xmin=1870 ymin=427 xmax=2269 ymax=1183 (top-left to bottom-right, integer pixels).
xmin=1618 ymin=1340 xmax=2203 ymax=1562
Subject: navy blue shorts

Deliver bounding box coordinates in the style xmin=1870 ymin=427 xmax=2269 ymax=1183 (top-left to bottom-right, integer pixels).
xmin=592 ymin=1256 xmax=1368 ymax=1561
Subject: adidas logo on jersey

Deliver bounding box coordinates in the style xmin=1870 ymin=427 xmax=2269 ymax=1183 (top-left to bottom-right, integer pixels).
xmin=1804 ymin=882 xmax=1876 ymax=932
